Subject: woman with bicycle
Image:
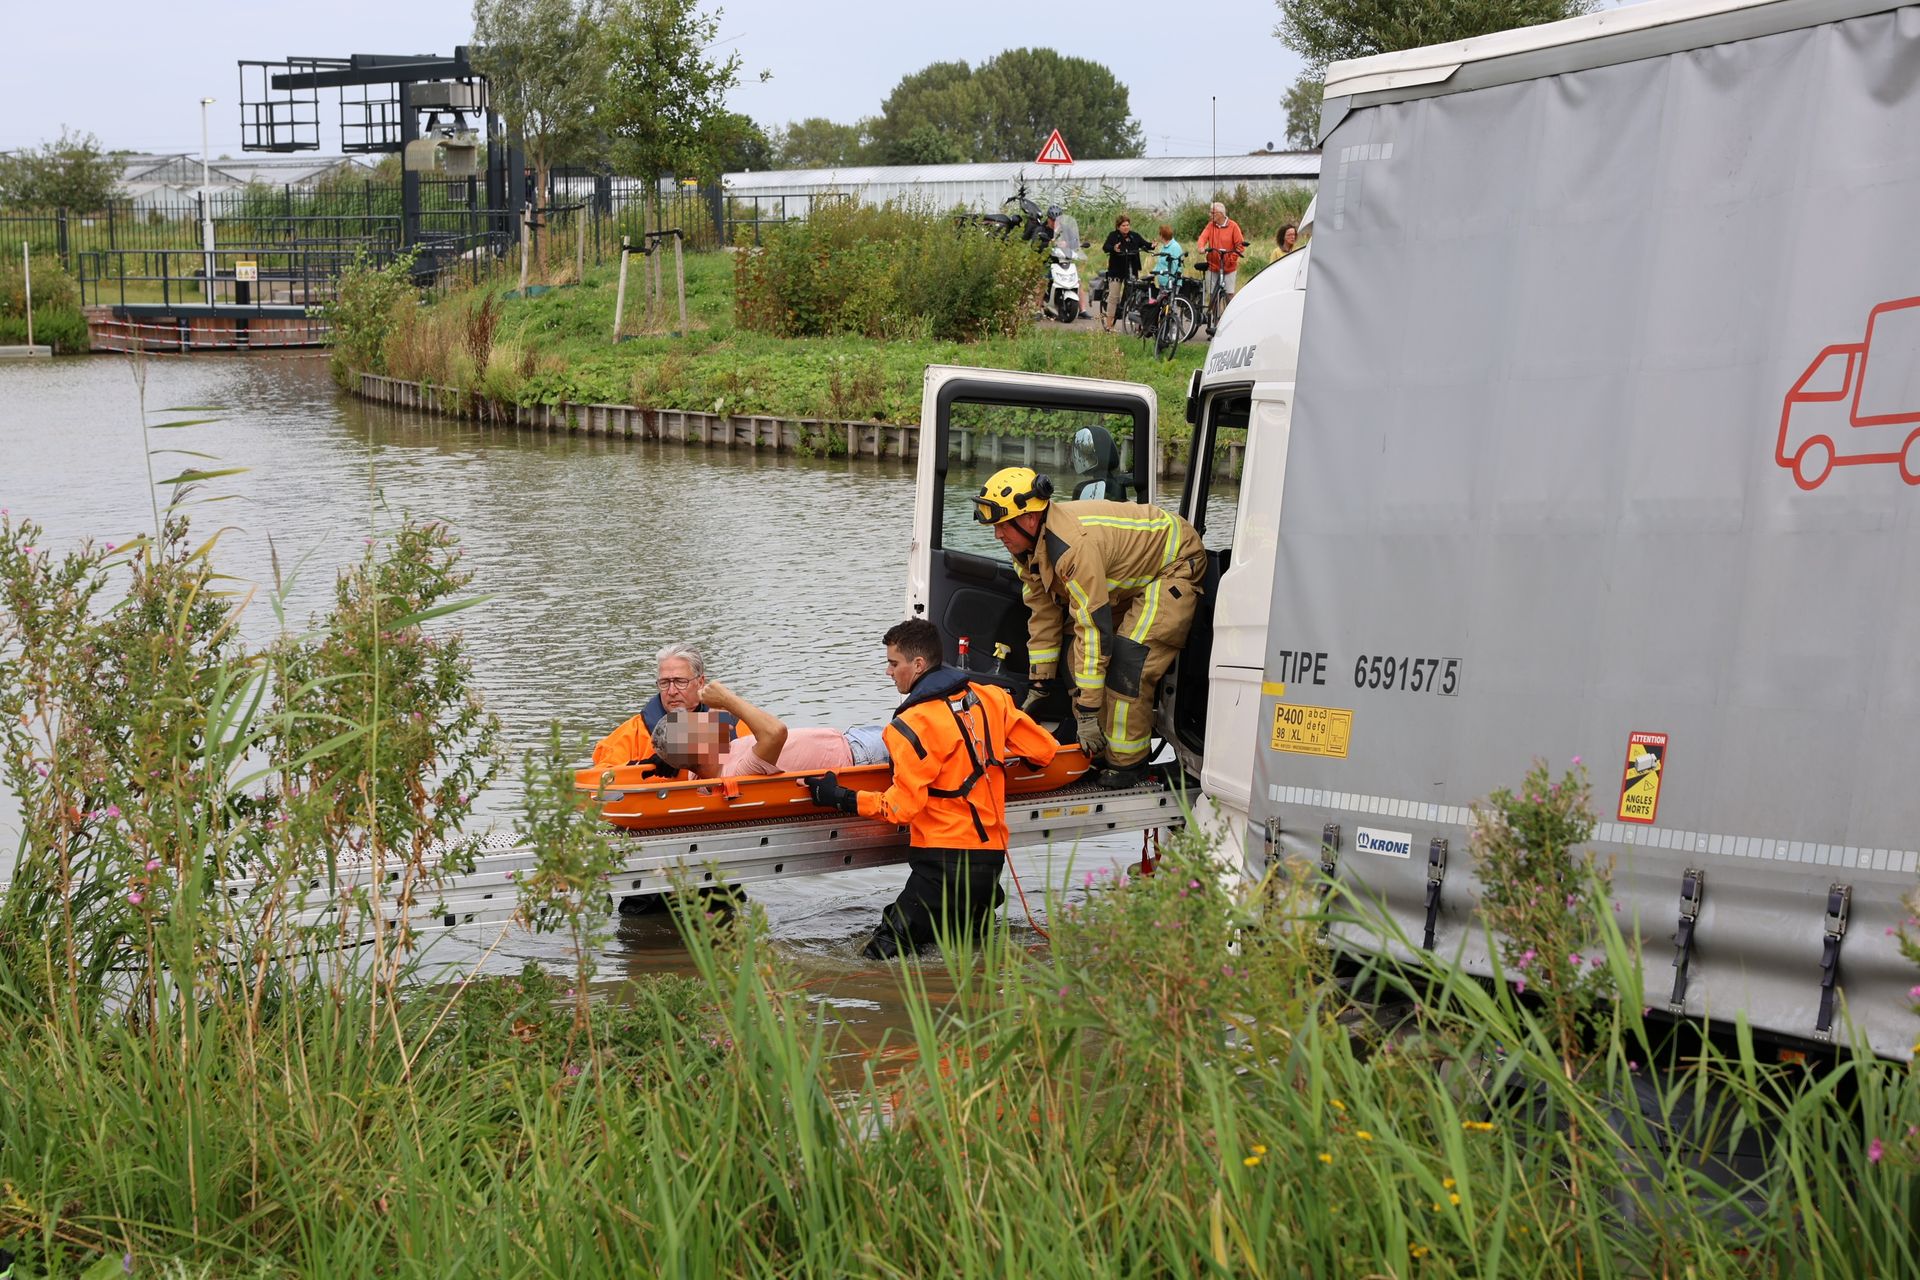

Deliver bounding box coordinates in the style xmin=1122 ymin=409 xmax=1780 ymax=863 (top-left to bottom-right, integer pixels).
xmin=1098 ymin=215 xmax=1151 ymax=332
xmin=1138 ymin=224 xmax=1195 ymax=359
xmin=1151 ymin=223 xmax=1184 ymax=290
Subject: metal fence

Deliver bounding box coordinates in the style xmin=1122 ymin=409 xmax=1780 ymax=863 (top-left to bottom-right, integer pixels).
xmin=2 ymin=175 xmax=727 ymax=309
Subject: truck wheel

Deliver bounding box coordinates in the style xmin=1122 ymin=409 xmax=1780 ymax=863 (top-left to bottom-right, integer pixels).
xmin=1901 ymin=430 xmax=1920 ymax=485
xmin=1792 ymin=436 xmax=1834 ymax=490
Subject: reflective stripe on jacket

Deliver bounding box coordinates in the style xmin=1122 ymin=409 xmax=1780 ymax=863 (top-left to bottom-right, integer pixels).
xmin=1019 ymin=500 xmax=1205 ymax=691
xmin=857 ymin=666 xmax=1060 ymax=849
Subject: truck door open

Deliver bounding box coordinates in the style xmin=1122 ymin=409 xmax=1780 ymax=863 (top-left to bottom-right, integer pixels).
xmin=907 ymin=367 xmax=1157 ymax=707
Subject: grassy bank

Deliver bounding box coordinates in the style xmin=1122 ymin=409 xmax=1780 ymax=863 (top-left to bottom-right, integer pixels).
xmin=336 ymin=250 xmax=1200 ymax=433
xmin=6 ymin=453 xmax=1916 ymax=1276
xmin=3 ymin=823 xmax=1918 ymax=1277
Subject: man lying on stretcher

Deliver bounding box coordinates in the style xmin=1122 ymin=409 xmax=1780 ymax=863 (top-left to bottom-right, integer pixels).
xmin=650 ymin=681 xmax=890 ymax=779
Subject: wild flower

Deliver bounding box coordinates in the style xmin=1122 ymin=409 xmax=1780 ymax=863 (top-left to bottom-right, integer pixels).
xmin=1463 ymin=1120 xmax=1496 ymax=1133
xmin=1317 ymin=1152 xmax=1333 ymax=1164
xmin=1868 ymin=1138 xmax=1884 ymax=1164
xmin=1242 ymin=1155 xmax=1262 ymax=1167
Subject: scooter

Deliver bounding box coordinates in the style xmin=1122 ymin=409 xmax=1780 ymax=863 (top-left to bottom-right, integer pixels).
xmin=1043 ymin=243 xmax=1083 ymax=323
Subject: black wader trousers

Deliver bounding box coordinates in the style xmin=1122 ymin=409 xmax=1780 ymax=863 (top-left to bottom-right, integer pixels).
xmin=866 ymin=849 xmax=1007 ymax=958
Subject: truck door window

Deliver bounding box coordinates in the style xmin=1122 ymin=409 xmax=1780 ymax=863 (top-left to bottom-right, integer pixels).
xmin=941 ymin=402 xmax=1144 ymax=558
xmin=1184 ymin=390 xmax=1252 ymax=552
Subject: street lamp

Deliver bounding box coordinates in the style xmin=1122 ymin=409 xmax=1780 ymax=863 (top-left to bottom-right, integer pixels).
xmin=200 ymin=97 xmax=216 ymax=306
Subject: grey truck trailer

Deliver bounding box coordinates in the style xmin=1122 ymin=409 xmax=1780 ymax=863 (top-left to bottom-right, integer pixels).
xmin=1226 ymin=0 xmax=1920 ymax=1060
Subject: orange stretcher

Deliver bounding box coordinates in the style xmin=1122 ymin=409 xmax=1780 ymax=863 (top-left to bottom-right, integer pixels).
xmin=574 ymin=746 xmax=1092 ymax=833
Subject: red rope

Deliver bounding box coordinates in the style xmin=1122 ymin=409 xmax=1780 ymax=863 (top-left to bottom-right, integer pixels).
xmin=1003 ymin=854 xmax=1050 ymax=943
xmin=1135 ymin=827 xmax=1162 ymax=878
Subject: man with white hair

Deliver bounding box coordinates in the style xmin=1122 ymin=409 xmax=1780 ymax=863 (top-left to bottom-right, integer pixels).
xmin=590 ymin=641 xmax=749 ymax=771
xmin=1194 ymin=201 xmax=1249 ymax=331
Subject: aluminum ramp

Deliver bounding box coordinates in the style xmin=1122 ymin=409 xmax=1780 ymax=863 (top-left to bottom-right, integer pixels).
xmin=218 ymin=781 xmax=1183 ymax=941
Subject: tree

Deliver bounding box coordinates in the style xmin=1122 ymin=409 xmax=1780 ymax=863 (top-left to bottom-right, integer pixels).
xmin=1275 ymin=0 xmax=1596 ymax=75
xmin=709 ymin=113 xmax=775 ymax=173
xmin=770 ymin=117 xmax=870 ymax=169
xmin=472 ymin=0 xmax=608 ymax=207
xmin=867 ymin=61 xmax=990 ymax=164
xmin=1282 ymin=74 xmax=1321 ymax=149
xmin=973 ymin=49 xmax=1143 ymax=162
xmin=892 ymin=123 xmax=967 ymax=167
xmin=0 ymin=128 xmax=119 ymax=211
xmin=600 ymin=0 xmax=742 ymax=220
xmin=866 ymin=49 xmax=1144 ymax=165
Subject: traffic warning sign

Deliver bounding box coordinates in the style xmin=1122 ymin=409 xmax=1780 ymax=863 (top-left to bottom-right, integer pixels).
xmin=1616 ymin=731 xmax=1668 ymax=825
xmin=1035 ymin=129 xmax=1074 ymax=165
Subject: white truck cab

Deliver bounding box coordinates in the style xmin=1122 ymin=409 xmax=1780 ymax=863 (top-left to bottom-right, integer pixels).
xmin=1166 ymin=236 xmax=1312 ymax=843
xmin=903 ymin=236 xmax=1311 ymax=848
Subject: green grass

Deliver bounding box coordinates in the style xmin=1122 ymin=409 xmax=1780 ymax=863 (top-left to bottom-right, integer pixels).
xmin=3 ymin=506 xmax=1917 ymax=1278
xmin=380 ymin=251 xmax=1203 ymax=433
xmin=2 ymin=842 xmax=1916 ymax=1278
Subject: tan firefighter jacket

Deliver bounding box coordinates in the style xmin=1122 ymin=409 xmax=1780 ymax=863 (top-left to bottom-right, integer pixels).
xmin=1016 ymin=499 xmax=1205 ymax=696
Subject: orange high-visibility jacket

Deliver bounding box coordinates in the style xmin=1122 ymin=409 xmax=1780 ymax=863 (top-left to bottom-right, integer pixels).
xmin=857 ymin=666 xmax=1060 ymax=850
xmin=590 ymin=696 xmax=747 ymax=771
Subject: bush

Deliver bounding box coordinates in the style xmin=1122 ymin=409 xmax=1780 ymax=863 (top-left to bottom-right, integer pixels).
xmin=735 ymin=199 xmax=1034 ymax=341
xmin=0 ymin=251 xmax=87 ymax=351
xmin=321 ymin=250 xmax=418 ymax=384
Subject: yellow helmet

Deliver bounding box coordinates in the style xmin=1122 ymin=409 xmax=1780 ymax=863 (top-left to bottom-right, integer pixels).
xmin=972 ymin=467 xmax=1054 ymax=525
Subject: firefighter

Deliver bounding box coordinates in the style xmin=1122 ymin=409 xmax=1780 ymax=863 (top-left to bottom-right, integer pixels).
xmin=805 ymin=618 xmax=1059 ymax=961
xmin=972 ymin=466 xmax=1204 ymax=787
xmin=590 ymin=642 xmax=748 ymax=773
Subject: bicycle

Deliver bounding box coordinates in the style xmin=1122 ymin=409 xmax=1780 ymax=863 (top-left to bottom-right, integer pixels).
xmin=1135 ymin=249 xmax=1195 ymax=360
xmin=1198 ymin=242 xmax=1247 ymax=336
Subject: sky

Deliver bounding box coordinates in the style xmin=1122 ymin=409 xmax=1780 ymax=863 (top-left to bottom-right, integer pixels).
xmin=0 ymin=0 xmax=1305 ymax=162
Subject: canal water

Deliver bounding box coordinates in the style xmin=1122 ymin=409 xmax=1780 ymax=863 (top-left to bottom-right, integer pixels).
xmin=1 ymin=353 xmax=1162 ymax=1062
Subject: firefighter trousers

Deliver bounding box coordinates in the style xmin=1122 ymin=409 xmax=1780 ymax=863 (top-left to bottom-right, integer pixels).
xmin=865 ymin=849 xmax=1007 ymax=957
xmin=1100 ymin=572 xmax=1201 ymax=767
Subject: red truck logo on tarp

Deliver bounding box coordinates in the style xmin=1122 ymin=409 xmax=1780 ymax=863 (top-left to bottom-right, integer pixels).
xmin=1777 ymin=296 xmax=1920 ymax=490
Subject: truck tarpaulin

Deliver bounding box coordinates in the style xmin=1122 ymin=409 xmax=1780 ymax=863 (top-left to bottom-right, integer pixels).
xmin=1259 ymin=4 xmax=1920 ymax=1058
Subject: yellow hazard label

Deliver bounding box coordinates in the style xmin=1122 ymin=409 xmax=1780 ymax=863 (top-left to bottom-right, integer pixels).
xmin=1269 ymin=703 xmax=1353 ymax=759
xmin=1617 ymin=731 xmax=1668 ymax=824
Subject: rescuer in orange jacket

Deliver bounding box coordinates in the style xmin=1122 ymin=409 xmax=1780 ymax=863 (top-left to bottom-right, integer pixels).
xmin=590 ymin=642 xmax=749 ymax=772
xmin=805 ymin=617 xmax=1059 ymax=960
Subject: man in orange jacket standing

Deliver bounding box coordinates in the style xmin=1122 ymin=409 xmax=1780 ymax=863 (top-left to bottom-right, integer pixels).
xmin=806 ymin=617 xmax=1059 ymax=960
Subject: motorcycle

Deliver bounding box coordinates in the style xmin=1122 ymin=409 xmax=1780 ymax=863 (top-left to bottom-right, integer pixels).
xmin=975 ymin=181 xmax=1048 ymax=243
xmin=1042 ymin=243 xmax=1083 ymax=323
